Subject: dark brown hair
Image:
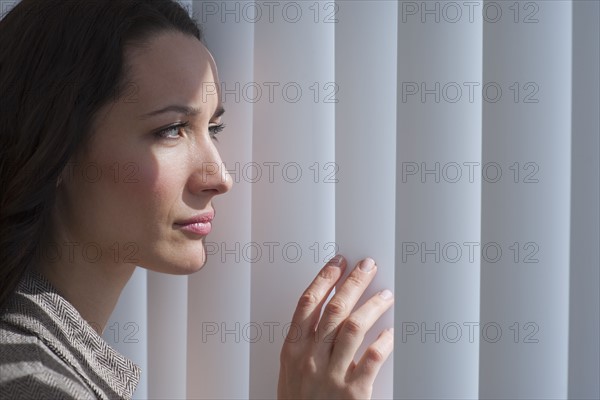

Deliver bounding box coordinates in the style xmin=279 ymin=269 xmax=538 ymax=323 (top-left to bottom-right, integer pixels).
xmin=0 ymin=0 xmax=203 ymax=309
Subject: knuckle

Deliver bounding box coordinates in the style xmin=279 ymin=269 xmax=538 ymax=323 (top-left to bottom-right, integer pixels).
xmin=297 ymin=290 xmax=320 ymax=310
xmin=365 ymin=346 xmax=386 ymax=364
xmin=299 ymin=357 xmax=318 ymax=376
xmin=322 ymin=329 xmax=338 ymax=344
xmin=318 ymin=265 xmax=338 ymax=281
xmin=325 ymin=298 xmax=347 ymax=316
xmin=345 ymin=273 xmax=363 ymax=289
xmin=343 ymin=317 xmax=364 ymax=336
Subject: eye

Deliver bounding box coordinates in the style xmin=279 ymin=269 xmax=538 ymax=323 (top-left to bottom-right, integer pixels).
xmin=209 ymin=123 xmax=226 ymax=142
xmin=154 ymin=121 xmax=189 ymax=140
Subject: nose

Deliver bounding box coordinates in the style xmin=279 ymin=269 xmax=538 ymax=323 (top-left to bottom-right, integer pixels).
xmin=188 ymin=144 xmax=233 ymax=196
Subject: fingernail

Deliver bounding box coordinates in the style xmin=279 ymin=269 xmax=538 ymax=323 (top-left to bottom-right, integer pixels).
xmin=388 ymin=328 xmax=394 ymax=335
xmin=359 ymin=257 xmax=375 ymax=272
xmin=379 ymin=289 xmax=393 ymax=299
xmin=329 ymin=254 xmax=343 ymax=267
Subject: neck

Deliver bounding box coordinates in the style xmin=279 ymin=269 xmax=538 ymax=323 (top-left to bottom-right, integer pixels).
xmin=37 ymin=243 xmax=136 ymax=336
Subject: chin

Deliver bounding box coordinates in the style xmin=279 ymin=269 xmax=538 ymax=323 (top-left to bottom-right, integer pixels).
xmin=142 ymin=251 xmax=208 ymax=275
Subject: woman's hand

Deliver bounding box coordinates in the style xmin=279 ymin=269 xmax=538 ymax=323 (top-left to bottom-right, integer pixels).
xmin=277 ymin=255 xmax=394 ymax=400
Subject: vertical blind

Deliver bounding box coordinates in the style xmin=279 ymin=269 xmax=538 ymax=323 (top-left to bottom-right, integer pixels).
xmin=110 ymin=1 xmax=599 ymax=399
xmin=2 ymin=0 xmax=597 ymax=399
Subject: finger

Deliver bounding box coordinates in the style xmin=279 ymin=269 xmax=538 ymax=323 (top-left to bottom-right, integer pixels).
xmin=328 ymin=289 xmax=394 ymax=374
xmin=350 ymin=328 xmax=394 ymax=386
xmin=286 ymin=255 xmax=347 ymax=343
xmin=315 ymin=257 xmax=377 ymax=346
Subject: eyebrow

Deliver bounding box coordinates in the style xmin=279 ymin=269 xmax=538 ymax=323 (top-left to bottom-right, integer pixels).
xmin=138 ymin=104 xmax=225 ymax=120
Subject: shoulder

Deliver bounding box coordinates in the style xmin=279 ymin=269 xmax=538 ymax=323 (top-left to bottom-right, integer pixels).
xmin=0 ymin=323 xmax=96 ymax=400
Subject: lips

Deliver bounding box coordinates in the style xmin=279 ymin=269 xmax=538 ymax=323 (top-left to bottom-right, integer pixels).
xmin=174 ymin=210 xmax=214 ymax=226
xmin=174 ymin=210 xmax=214 ymax=236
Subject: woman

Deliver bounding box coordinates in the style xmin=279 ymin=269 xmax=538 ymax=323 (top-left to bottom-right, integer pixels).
xmin=0 ymin=0 xmax=394 ymax=398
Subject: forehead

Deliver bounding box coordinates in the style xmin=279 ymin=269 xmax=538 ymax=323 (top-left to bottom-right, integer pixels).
xmin=124 ymin=31 xmax=219 ymax=111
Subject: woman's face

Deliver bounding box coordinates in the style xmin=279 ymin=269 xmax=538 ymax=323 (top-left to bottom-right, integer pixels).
xmin=55 ymin=31 xmax=232 ymax=274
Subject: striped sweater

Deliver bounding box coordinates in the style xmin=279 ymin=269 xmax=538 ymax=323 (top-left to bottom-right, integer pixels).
xmin=0 ymin=269 xmax=140 ymax=399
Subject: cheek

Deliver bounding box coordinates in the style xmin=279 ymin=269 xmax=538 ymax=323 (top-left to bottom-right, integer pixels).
xmin=134 ymin=156 xmax=188 ymax=204
xmin=72 ymin=140 xmax=191 ymax=240
xmin=114 ymin=155 xmax=190 ymax=233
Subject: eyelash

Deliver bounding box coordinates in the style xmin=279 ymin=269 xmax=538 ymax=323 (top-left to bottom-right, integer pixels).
xmin=155 ymin=121 xmax=225 ymax=142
